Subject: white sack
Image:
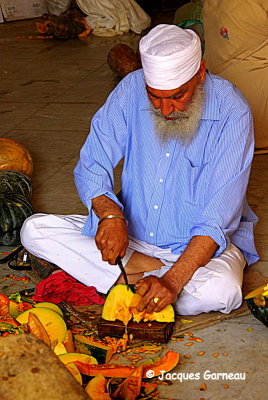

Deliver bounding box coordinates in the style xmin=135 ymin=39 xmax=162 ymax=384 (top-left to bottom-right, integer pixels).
xmin=76 ymin=0 xmax=151 ymax=36
xmin=46 ymin=0 xmax=72 ymax=16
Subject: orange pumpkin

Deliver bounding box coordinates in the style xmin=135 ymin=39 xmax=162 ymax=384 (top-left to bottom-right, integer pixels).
xmin=107 ymin=44 xmax=141 ymax=78
xmin=0 ymin=138 xmax=33 ymax=177
xmin=102 ymin=285 xmax=175 ymax=326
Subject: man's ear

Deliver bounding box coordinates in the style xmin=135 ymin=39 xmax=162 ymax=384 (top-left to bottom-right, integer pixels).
xmin=198 ymin=60 xmax=206 ymax=84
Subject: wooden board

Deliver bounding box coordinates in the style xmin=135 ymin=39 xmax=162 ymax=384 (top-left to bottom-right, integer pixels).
xmin=97 ymin=318 xmax=174 ymax=343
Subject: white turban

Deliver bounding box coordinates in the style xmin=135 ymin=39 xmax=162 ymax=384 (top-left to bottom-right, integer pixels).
xmin=139 ymin=24 xmax=202 ymax=90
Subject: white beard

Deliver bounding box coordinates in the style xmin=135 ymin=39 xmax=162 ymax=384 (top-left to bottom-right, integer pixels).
xmin=150 ymin=84 xmax=204 ymax=144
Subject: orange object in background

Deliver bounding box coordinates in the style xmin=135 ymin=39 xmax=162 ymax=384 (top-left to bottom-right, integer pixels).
xmin=0 ymin=138 xmax=33 ymax=177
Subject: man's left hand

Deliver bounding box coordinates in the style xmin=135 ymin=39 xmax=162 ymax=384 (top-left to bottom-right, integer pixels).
xmin=134 ymin=275 xmax=180 ymax=313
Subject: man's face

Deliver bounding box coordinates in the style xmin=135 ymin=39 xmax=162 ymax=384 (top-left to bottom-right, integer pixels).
xmin=147 ymin=61 xmax=206 ymax=116
xmin=147 ymin=61 xmax=206 ymax=143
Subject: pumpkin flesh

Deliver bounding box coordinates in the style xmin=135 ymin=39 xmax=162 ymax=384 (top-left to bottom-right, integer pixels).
xmin=65 ymin=363 xmax=83 ymax=385
xmin=75 ymin=349 xmax=179 ymax=378
xmin=34 ymin=302 xmax=64 ymax=317
xmin=102 ymin=285 xmax=175 ymax=325
xmin=16 ymin=307 xmax=67 ymax=343
xmin=112 ymin=366 xmax=143 ymax=400
xmin=0 ymin=293 xmax=10 ymax=316
xmin=27 ymin=312 xmax=51 ymax=346
xmin=58 ymin=352 xmax=98 ymax=370
xmin=74 ymin=334 xmax=115 ymax=363
xmin=85 ymin=373 xmax=111 ymax=400
xmin=63 ymin=329 xmax=75 ymax=353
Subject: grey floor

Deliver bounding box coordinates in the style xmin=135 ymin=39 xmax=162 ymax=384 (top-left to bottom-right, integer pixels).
xmin=1 ymin=16 xmax=267 ymax=400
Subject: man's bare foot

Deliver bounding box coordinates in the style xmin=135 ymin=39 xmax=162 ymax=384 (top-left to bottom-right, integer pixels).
xmin=50 ymin=269 xmax=62 ymax=275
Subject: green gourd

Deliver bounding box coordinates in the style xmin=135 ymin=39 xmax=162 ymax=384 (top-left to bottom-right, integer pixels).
xmin=0 ymin=170 xmax=32 ymax=198
xmin=0 ymin=191 xmax=33 ymax=245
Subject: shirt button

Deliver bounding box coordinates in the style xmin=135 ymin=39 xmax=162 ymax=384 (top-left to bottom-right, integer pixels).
xmin=154 ymin=205 xmax=159 ymax=209
xmin=165 ymin=152 xmax=170 ymax=157
xmin=149 ymin=232 xmax=154 ymax=237
xmin=159 ymin=178 xmax=164 ymax=183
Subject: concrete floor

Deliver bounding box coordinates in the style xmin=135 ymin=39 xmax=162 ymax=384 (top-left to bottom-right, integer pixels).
xmin=1 ymin=14 xmax=268 ymax=400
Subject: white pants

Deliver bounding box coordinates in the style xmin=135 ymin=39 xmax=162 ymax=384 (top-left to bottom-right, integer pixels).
xmin=20 ymin=213 xmax=246 ymax=316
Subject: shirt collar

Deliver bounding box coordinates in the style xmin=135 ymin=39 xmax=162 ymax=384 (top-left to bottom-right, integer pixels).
xmin=201 ymin=72 xmax=220 ymax=121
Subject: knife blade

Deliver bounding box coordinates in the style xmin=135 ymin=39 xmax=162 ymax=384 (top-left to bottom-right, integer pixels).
xmin=115 ymin=256 xmax=130 ymax=290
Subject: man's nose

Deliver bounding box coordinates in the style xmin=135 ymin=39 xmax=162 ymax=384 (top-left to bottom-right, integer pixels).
xmin=159 ymin=99 xmax=174 ymax=116
xmin=159 ymin=99 xmax=186 ymax=116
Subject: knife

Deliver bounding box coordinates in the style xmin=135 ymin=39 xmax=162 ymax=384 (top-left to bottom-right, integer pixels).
xmin=115 ymin=256 xmax=130 ymax=290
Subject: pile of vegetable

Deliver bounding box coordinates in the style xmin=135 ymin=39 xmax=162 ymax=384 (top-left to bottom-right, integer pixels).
xmin=0 ymin=292 xmax=180 ymax=399
xmin=0 ymin=138 xmax=34 ymax=246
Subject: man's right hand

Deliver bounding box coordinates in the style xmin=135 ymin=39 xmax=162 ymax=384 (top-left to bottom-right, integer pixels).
xmin=95 ymin=218 xmax=129 ymax=264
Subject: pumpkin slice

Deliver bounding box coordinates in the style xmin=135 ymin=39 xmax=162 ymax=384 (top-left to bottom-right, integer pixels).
xmin=53 ymin=342 xmax=67 ymax=355
xmin=34 ymin=302 xmax=63 ymax=317
xmin=85 ymin=373 xmax=111 ymax=400
xmin=245 ymin=283 xmax=268 ymax=327
xmin=76 ymin=362 xmax=135 ymax=378
xmin=141 ymin=350 xmax=179 ymax=377
xmin=245 ymin=283 xmax=268 ymax=299
xmin=112 ymin=366 xmax=143 ymax=400
xmin=58 ymin=352 xmax=98 ymax=373
xmin=27 ymin=312 xmax=51 ymax=346
xmin=16 ymin=307 xmax=67 ymax=343
xmin=8 ymin=300 xmax=19 ymax=318
xmin=59 ymin=352 xmax=98 ymax=365
xmin=0 ymin=316 xmax=20 ymax=328
xmin=65 ymin=363 xmax=83 ymax=385
xmin=17 ymin=302 xmax=34 ymax=313
xmin=63 ymin=329 xmax=75 ymax=353
xmin=0 ymin=321 xmax=20 ymax=331
xmin=0 ymin=293 xmax=10 ymax=316
xmin=74 ymin=334 xmax=115 ymax=363
xmin=77 ymin=350 xmax=179 ymax=378
xmin=8 ymin=299 xmax=32 ymax=318
xmin=102 ymin=284 xmax=175 ymax=325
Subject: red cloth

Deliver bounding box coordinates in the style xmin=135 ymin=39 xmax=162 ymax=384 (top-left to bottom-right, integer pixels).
xmin=33 ymin=271 xmax=105 ymax=306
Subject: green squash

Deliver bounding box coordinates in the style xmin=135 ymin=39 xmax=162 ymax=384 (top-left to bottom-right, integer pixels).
xmin=0 ymin=170 xmax=32 ymax=198
xmin=0 ymin=191 xmax=33 ymax=245
xmin=245 ymin=284 xmax=268 ymax=327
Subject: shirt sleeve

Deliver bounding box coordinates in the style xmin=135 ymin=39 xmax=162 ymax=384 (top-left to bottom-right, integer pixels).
xmin=74 ymin=78 xmax=129 ymax=235
xmin=190 ymin=105 xmax=255 ymax=257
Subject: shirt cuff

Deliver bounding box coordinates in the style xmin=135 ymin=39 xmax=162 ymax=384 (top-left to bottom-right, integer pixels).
xmin=82 ymin=190 xmax=124 ymax=237
xmin=190 ymin=224 xmax=228 ymax=257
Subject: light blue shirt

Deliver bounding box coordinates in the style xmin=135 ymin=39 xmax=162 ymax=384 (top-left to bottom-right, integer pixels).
xmin=74 ymin=70 xmax=259 ymax=265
